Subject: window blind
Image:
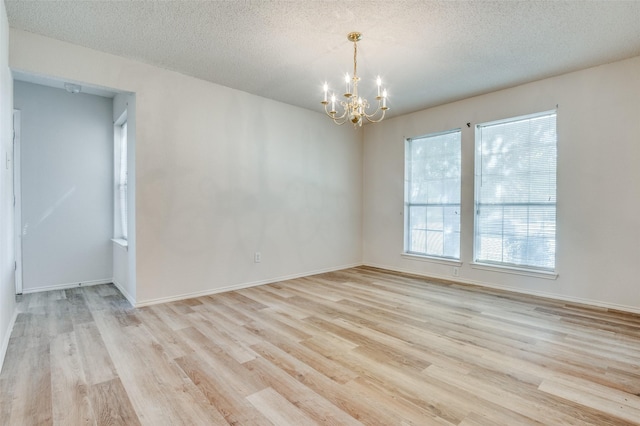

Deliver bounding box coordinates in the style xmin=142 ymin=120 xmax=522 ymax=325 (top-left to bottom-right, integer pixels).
xmin=405 ymin=130 xmax=461 ymax=259
xmin=474 ymin=111 xmax=557 ymax=270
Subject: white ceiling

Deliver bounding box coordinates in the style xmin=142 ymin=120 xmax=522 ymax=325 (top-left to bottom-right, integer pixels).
xmin=6 ymin=1 xmax=640 ymax=118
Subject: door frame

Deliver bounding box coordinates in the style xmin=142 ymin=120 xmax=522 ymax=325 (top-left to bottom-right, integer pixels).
xmin=13 ymin=110 xmax=22 ymax=295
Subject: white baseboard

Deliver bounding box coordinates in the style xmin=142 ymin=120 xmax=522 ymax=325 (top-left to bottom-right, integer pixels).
xmin=112 ymin=278 xmax=135 ymax=307
xmin=363 ymin=262 xmax=640 ymax=315
xmin=135 ymin=262 xmax=362 ymax=308
xmin=16 ymin=263 xmax=640 ymax=315
xmin=21 ymin=278 xmax=113 ymax=294
xmin=0 ymin=309 xmax=18 ymax=374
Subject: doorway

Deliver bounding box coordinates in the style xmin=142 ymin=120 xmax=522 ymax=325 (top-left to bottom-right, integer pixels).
xmin=12 ymin=77 xmax=135 ymax=303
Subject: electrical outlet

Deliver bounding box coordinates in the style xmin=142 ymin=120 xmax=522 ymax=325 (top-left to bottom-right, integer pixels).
xmin=254 ymin=252 xmax=261 ymax=263
xmin=453 ymin=267 xmax=459 ymax=277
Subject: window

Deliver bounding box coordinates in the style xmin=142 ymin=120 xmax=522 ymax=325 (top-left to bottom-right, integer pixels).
xmin=474 ymin=111 xmax=557 ymax=270
xmin=405 ymin=130 xmax=461 ymax=259
xmin=115 ymin=118 xmax=128 ymax=240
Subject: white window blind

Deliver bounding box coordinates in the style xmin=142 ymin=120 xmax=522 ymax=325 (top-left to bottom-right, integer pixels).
xmin=405 ymin=130 xmax=461 ymax=259
xmin=119 ymin=121 xmax=128 ymax=240
xmin=474 ymin=111 xmax=557 ymax=270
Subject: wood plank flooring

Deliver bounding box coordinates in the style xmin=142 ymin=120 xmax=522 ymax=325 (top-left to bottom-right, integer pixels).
xmin=1 ymin=266 xmax=640 ymax=425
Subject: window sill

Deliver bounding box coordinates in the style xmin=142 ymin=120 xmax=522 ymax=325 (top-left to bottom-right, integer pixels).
xmin=401 ymin=253 xmax=462 ymax=267
xmin=470 ymin=262 xmax=558 ymax=280
xmin=112 ymin=238 xmax=128 ymax=250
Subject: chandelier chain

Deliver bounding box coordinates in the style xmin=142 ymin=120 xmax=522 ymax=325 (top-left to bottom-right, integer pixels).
xmin=353 ymin=40 xmax=358 ymax=81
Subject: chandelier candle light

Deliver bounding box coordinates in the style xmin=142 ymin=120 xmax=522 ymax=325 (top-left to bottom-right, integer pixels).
xmin=321 ymin=32 xmax=389 ymax=127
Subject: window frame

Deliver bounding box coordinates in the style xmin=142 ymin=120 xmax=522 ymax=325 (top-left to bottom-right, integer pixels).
xmin=404 ymin=128 xmax=462 ymax=261
xmin=473 ymin=109 xmax=557 ymax=273
xmin=114 ymin=112 xmax=128 ymax=242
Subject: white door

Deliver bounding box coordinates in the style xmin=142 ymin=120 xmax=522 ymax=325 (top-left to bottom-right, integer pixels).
xmin=13 ymin=110 xmax=22 ymax=295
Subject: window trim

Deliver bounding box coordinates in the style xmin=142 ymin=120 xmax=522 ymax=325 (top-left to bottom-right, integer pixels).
xmin=473 ymin=109 xmax=557 ymax=272
xmin=470 ymin=262 xmax=558 ymax=280
xmin=114 ymin=111 xmax=128 ymax=241
xmin=111 ymin=238 xmax=128 ymax=249
xmin=401 ymin=253 xmax=462 ymax=267
xmin=404 ymin=128 xmax=462 ymax=260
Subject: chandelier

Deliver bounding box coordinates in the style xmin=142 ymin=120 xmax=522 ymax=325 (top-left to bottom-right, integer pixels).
xmin=321 ymin=32 xmax=389 ymax=127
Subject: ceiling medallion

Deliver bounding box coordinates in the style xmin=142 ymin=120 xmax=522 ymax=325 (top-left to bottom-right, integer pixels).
xmin=321 ymin=32 xmax=389 ymax=127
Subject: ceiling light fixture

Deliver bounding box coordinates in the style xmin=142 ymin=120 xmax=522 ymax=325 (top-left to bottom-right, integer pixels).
xmin=321 ymin=32 xmax=389 ymax=127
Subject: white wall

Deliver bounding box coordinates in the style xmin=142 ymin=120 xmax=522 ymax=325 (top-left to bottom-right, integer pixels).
xmin=0 ymin=1 xmax=16 ymax=372
xmin=14 ymin=81 xmax=114 ymax=292
xmin=363 ymin=56 xmax=640 ymax=312
xmin=9 ymin=29 xmax=362 ymax=305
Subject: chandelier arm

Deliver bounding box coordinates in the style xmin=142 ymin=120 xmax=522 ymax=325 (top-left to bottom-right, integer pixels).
xmin=332 ymin=114 xmax=348 ymax=124
xmin=335 ymin=101 xmax=350 ymax=120
xmin=331 ymin=108 xmax=348 ymax=125
xmin=323 ymin=102 xmax=348 ymax=121
xmin=323 ymin=102 xmax=351 ymax=125
xmin=362 ymin=99 xmax=390 ymax=122
xmin=361 ymin=101 xmax=383 ymax=119
xmin=363 ymin=109 xmax=387 ymax=123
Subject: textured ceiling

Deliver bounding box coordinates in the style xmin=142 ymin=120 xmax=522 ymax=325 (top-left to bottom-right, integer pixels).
xmin=6 ymin=1 xmax=640 ymax=118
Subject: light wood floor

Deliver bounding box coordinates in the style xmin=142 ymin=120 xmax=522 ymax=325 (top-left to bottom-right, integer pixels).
xmin=1 ymin=267 xmax=640 ymax=425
